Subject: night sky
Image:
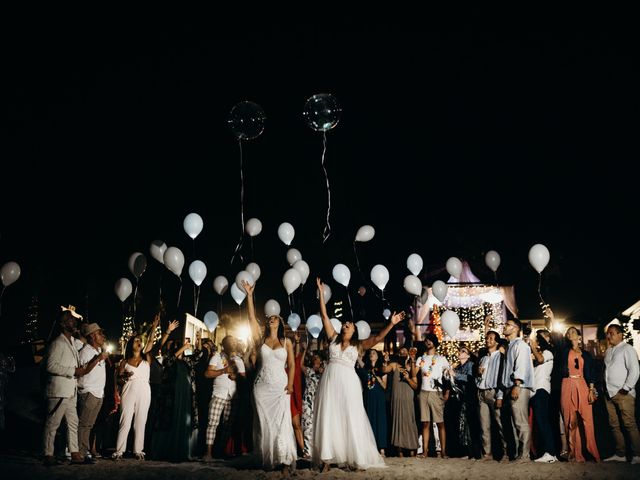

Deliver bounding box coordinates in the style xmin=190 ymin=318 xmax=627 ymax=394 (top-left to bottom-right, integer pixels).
xmin=2 ymin=19 xmax=638 ymax=343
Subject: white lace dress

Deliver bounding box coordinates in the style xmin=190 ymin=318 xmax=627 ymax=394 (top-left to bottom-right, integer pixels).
xmin=312 ymin=338 xmax=386 ymax=469
xmin=253 ymin=343 xmax=297 ymax=469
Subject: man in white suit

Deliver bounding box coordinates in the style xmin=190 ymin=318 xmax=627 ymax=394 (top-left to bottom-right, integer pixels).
xmin=42 ymin=307 xmax=107 ymax=466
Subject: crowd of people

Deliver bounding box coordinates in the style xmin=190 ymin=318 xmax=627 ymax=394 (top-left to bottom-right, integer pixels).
xmin=33 ymin=289 xmax=640 ymax=473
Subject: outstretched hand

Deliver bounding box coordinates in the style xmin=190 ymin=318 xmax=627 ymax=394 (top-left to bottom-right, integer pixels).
xmin=167 ymin=320 xmax=179 ymax=333
xmin=316 ymin=277 xmax=324 ymax=295
xmin=242 ymin=280 xmax=254 ymax=296
xmin=390 ymin=311 xmax=406 ymax=325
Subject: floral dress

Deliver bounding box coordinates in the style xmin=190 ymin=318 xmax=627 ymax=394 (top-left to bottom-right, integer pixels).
xmin=302 ymin=369 xmax=321 ymax=457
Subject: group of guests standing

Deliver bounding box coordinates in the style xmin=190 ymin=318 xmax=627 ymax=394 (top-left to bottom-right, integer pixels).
xmin=40 ymin=295 xmax=640 ymax=472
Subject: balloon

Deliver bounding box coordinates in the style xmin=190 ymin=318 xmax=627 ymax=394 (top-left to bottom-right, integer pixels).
xmin=188 ymin=260 xmax=207 ymax=286
xmin=149 ymin=240 xmax=167 ymax=264
xmin=432 ymin=280 xmax=449 ymax=303
xmin=228 ymin=100 xmax=266 ymax=140
xmin=370 ymin=264 xmax=389 ymax=291
xmin=529 ymin=244 xmax=550 ymax=274
xmin=245 ymin=262 xmax=261 ymax=282
xmin=356 ymin=320 xmax=371 ymax=340
xmin=128 ymin=252 xmax=147 ymax=279
xmin=302 ymin=93 xmax=341 ymax=132
xmin=230 ymin=283 xmax=246 ymax=305
xmin=441 ymin=310 xmax=460 ymax=338
xmin=330 ymin=318 xmax=342 ymax=335
xmin=114 ymin=278 xmax=133 ymax=303
xmin=446 ymin=257 xmax=463 ymax=279
xmin=277 ymin=222 xmax=295 ymax=246
xmin=264 ymin=299 xmax=281 ymax=317
xmin=485 ymin=250 xmax=501 ymax=273
xmin=0 ymin=261 xmax=21 ymax=287
xmin=382 ymin=308 xmax=391 ymax=320
xmin=245 ymin=218 xmax=263 ymax=237
xmin=282 ymin=268 xmax=302 ymax=295
xmin=183 ymin=213 xmax=204 ymax=240
xmin=163 ymin=247 xmax=185 ymax=277
xmin=213 ymin=276 xmax=228 ymax=295
xmin=203 ymin=311 xmax=219 ymax=332
xmin=306 ymin=314 xmax=323 ymax=339
xmin=235 ymin=271 xmax=255 ymax=293
xmin=332 ymin=264 xmax=351 ymax=287
xmin=286 ymin=248 xmax=302 ymax=266
xmin=355 ymin=225 xmax=375 ymax=242
xmin=292 ymin=260 xmax=310 ymax=285
xmin=316 ymin=283 xmax=332 ymax=304
xmin=403 ymin=275 xmax=422 ymax=296
xmin=287 ymin=313 xmax=301 ymax=331
xmin=406 ymin=253 xmax=423 ymax=276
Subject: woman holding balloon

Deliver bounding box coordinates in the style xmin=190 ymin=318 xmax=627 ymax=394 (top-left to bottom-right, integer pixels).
xmin=312 ymin=278 xmax=405 ymax=472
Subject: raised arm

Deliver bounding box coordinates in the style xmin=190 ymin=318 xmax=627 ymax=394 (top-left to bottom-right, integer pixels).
xmin=360 ymin=310 xmax=406 ymax=351
xmin=160 ymin=320 xmax=180 ymax=350
xmin=316 ymin=278 xmax=336 ymax=340
xmin=143 ymin=314 xmax=161 ymax=356
xmin=243 ymin=280 xmax=261 ymax=345
xmin=299 ymin=342 xmax=309 ymax=376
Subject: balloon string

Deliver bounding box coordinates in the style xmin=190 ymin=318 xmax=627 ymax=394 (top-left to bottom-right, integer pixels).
xmin=321 ymin=131 xmax=331 ymax=243
xmin=353 ymin=241 xmax=364 ymax=283
xmin=193 ymin=284 xmax=197 ymax=317
xmin=0 ymin=286 xmax=4 ymax=317
xmin=537 ymin=273 xmax=546 ymax=307
xmin=494 ymin=271 xmax=498 ymax=286
xmin=300 ymin=284 xmax=307 ymax=321
xmin=250 ymin=236 xmax=254 ymax=262
xmin=133 ymin=279 xmax=139 ymax=327
xmin=195 ymin=285 xmax=201 ymax=318
xmin=288 ymin=294 xmax=293 ymax=315
xmin=177 ymin=277 xmax=183 ymax=310
xmin=346 ymin=288 xmax=354 ymax=321
xmin=231 ymin=138 xmax=245 ymax=265
xmin=159 ymin=269 xmax=163 ymax=304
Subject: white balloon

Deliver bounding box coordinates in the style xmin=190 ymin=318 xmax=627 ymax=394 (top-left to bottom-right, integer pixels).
xmin=149 ymin=240 xmax=167 ymax=264
xmin=287 ymin=313 xmax=301 ymax=331
xmin=163 ymin=247 xmax=185 ymax=277
xmin=403 ymin=274 xmax=422 ymax=296
xmin=292 ymin=260 xmax=310 ymax=285
xmin=188 ymin=260 xmax=207 ymax=286
xmin=213 ymin=276 xmax=228 ymax=295
xmin=406 ymin=253 xmax=423 ymax=276
xmin=114 ymin=277 xmax=133 ymax=303
xmin=355 ymin=225 xmax=375 ymax=242
xmin=316 ymin=283 xmax=332 ymax=304
xmin=235 ymin=271 xmax=255 ymax=293
xmin=264 ymin=299 xmax=281 ymax=317
xmin=286 ymin=248 xmax=302 ymax=266
xmin=245 ymin=262 xmax=261 ymax=282
xmin=230 ymin=283 xmax=246 ymax=305
xmin=0 ymin=261 xmax=21 ymax=287
xmin=446 ymin=257 xmax=462 ymax=279
xmin=245 ymin=218 xmax=263 ymax=237
xmin=356 ymin=320 xmax=371 ymax=339
xmin=204 ymin=311 xmax=219 ymax=331
xmin=306 ymin=314 xmax=323 ymax=339
xmin=441 ymin=310 xmax=460 ymax=338
xmin=528 ymin=244 xmax=550 ymax=274
xmin=330 ymin=318 xmax=342 ymax=335
xmin=183 ymin=212 xmax=204 ymax=239
xmin=282 ymin=268 xmax=302 ymax=295
xmin=432 ymin=280 xmax=449 ymax=303
xmin=128 ymin=252 xmax=147 ymax=279
xmin=485 ymin=250 xmax=501 ymax=273
xmin=382 ymin=308 xmax=391 ymax=320
xmin=332 ymin=263 xmax=351 ymax=287
xmin=277 ymin=222 xmax=295 ymax=246
xmin=370 ymin=264 xmax=389 ymax=291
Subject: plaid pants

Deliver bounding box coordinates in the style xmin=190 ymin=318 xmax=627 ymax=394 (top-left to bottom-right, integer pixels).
xmin=206 ymin=396 xmax=236 ymax=446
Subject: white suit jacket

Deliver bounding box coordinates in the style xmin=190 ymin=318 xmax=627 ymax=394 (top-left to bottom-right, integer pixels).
xmin=44 ymin=334 xmax=80 ymax=398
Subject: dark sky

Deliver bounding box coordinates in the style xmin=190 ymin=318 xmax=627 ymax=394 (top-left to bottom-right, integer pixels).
xmin=2 ymin=19 xmax=638 ymax=342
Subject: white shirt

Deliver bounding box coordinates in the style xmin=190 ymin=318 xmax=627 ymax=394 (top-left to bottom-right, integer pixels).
xmin=604 ymin=341 xmax=639 ymax=398
xmin=418 ymin=353 xmax=450 ymax=391
xmin=477 ymin=350 xmax=502 ymax=390
xmin=77 ymin=343 xmax=106 ymax=398
xmin=532 ymin=349 xmax=554 ymax=396
xmin=210 ymin=352 xmax=246 ymax=400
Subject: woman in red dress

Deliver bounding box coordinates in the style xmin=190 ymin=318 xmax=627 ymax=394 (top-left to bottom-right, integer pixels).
xmin=290 ymin=332 xmax=304 ymax=455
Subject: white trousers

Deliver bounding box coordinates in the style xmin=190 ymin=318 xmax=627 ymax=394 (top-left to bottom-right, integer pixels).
xmin=115 ymin=382 xmax=151 ymax=455
xmin=43 ymin=395 xmax=79 ymax=456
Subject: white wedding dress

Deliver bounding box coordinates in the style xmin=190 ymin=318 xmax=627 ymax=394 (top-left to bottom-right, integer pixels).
xmin=253 ymin=343 xmax=297 ymax=469
xmin=312 ymin=338 xmax=386 ymax=469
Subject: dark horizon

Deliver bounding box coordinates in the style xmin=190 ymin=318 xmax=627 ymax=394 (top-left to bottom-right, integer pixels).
xmin=2 ymin=22 xmax=638 ymax=344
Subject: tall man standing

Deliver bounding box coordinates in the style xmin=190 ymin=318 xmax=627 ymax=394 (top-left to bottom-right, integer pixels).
xmin=603 ymin=323 xmax=640 ymax=464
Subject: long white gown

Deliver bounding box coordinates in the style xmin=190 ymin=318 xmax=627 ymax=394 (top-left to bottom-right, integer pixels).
xmin=312 ymin=338 xmax=386 ymax=469
xmin=253 ymin=343 xmax=297 ymax=469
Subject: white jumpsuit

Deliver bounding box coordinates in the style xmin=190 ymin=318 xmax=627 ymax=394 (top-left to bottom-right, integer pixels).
xmin=115 ymin=360 xmax=151 ymax=455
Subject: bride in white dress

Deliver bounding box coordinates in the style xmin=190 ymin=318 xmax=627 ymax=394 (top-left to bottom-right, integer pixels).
xmin=313 ymin=277 xmax=405 ymax=471
xmin=244 ymin=281 xmax=297 ymax=475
